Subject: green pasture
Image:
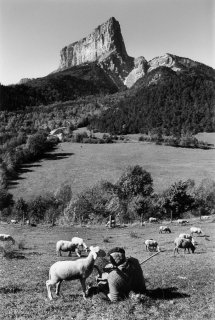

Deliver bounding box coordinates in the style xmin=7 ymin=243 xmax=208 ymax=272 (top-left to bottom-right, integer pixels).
xmin=0 ymin=218 xmax=214 ymax=319
xmin=9 ymin=140 xmax=215 ymax=201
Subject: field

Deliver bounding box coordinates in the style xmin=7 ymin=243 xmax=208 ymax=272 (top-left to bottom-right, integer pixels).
xmin=0 ymin=218 xmax=215 ymax=320
xmin=9 ymin=138 xmax=215 ymax=201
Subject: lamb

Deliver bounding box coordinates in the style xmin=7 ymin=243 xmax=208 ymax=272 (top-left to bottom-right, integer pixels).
xmin=159 ymin=226 xmax=171 ymax=233
xmin=0 ymin=234 xmax=15 ymax=244
xmin=178 ymin=233 xmax=195 ymax=245
xmin=145 ymin=239 xmax=160 ymax=252
xmin=46 ymin=246 xmax=106 ymax=300
xmin=71 ymin=237 xmax=88 ymax=252
xmin=56 ymin=240 xmax=81 ymax=257
xmin=174 ymin=237 xmax=195 ymax=255
xmin=190 ymin=227 xmax=203 ymax=236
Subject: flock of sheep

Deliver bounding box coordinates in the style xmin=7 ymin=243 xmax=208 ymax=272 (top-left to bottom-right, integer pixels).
xmin=0 ymin=220 xmax=205 ymax=302
xmin=144 ymin=221 xmax=203 ymax=256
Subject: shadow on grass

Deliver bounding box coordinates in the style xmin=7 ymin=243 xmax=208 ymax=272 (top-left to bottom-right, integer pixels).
xmin=146 ymin=287 xmax=190 ymax=300
xmin=7 ymin=152 xmax=74 ymax=189
xmin=0 ymin=285 xmax=22 ymax=294
xmin=3 ymin=251 xmax=26 ymax=260
xmin=43 ymin=152 xmax=74 ymax=161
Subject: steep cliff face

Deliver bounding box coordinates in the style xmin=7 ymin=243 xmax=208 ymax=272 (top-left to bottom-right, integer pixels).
xmin=58 ymin=17 xmax=134 ymax=88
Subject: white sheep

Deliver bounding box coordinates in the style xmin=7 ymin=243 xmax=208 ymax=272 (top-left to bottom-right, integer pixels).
xmin=46 ymin=245 xmax=106 ymax=300
xmin=178 ymin=233 xmax=196 ymax=245
xmin=159 ymin=226 xmax=171 ymax=233
xmin=174 ymin=237 xmax=195 ymax=255
xmin=190 ymin=227 xmax=203 ymax=236
xmin=201 ymin=216 xmax=210 ymax=220
xmin=56 ymin=240 xmax=81 ymax=257
xmin=71 ymin=237 xmax=88 ymax=252
xmin=10 ymin=219 xmax=18 ymax=224
xmin=0 ymin=234 xmax=15 ymax=244
xmin=149 ymin=217 xmax=158 ymax=223
xmin=145 ymin=239 xmax=160 ymax=252
xmin=177 ymin=219 xmax=189 ymax=224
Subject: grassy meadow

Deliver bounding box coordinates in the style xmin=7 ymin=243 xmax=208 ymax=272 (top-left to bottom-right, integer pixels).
xmin=9 ymin=139 xmax=215 ymax=201
xmin=0 ymin=218 xmax=215 ymax=320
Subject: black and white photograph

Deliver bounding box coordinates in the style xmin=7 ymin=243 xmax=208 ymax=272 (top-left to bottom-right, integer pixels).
xmin=0 ymin=0 xmax=214 ymax=319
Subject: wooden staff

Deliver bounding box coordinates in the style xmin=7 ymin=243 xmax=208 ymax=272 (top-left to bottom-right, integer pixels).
xmin=140 ymin=251 xmax=160 ymax=265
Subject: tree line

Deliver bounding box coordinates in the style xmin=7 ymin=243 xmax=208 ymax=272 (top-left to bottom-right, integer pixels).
xmin=1 ymin=165 xmax=214 ymax=225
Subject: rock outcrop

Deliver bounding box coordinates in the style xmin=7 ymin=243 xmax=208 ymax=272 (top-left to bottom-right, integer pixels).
xmin=57 ymin=18 xmax=215 ymax=89
xmin=58 ymin=17 xmax=134 ymax=87
xmin=148 ymin=53 xmax=197 ymax=72
xmin=124 ymin=57 xmax=148 ymax=88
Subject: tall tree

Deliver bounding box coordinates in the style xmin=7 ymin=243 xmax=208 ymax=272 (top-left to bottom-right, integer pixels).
xmin=116 ymin=165 xmax=153 ymax=223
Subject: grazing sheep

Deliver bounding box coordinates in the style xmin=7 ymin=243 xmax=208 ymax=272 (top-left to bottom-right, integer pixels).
xmin=0 ymin=234 xmax=15 ymax=244
xmin=145 ymin=239 xmax=160 ymax=252
xmin=56 ymin=240 xmax=81 ymax=257
xmin=10 ymin=219 xmax=18 ymax=224
xmin=178 ymin=233 xmax=195 ymax=245
xmin=46 ymin=246 xmax=106 ymax=300
xmin=190 ymin=227 xmax=203 ymax=236
xmin=149 ymin=217 xmax=158 ymax=223
xmin=174 ymin=237 xmax=195 ymax=255
xmin=177 ymin=219 xmax=189 ymax=224
xmin=159 ymin=226 xmax=171 ymax=233
xmin=71 ymin=237 xmax=88 ymax=252
xmin=201 ymin=216 xmax=210 ymax=220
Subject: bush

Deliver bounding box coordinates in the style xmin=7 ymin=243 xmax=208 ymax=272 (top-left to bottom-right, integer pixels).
xmin=0 ymin=188 xmax=14 ymax=211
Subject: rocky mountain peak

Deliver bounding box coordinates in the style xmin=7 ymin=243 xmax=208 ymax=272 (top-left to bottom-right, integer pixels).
xmin=56 ymin=18 xmax=215 ymax=89
xmin=59 ymin=17 xmax=130 ymax=69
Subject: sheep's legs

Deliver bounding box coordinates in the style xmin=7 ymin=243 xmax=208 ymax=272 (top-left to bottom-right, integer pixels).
xmin=80 ymin=279 xmax=87 ymax=299
xmin=56 ymin=280 xmax=62 ymax=296
xmin=75 ymin=248 xmax=81 ymax=257
xmin=46 ymin=280 xmax=53 ymax=300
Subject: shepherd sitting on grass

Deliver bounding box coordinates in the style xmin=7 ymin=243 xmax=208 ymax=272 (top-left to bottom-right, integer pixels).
xmin=95 ymin=247 xmax=146 ymax=302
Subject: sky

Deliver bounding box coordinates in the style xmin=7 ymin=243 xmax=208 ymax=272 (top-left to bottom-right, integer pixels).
xmin=0 ymin=0 xmax=214 ymax=85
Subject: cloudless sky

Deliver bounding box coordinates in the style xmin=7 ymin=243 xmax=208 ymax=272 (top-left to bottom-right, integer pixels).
xmin=0 ymin=0 xmax=214 ymax=85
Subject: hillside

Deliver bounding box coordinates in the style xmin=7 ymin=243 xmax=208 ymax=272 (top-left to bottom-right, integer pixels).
xmin=91 ymin=67 xmax=215 ymax=135
xmin=0 ymin=63 xmax=119 ymax=111
xmin=0 ymin=17 xmax=215 ymax=135
xmin=9 ymin=140 xmax=215 ymax=201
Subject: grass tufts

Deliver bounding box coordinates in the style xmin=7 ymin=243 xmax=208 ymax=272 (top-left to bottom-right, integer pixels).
xmin=17 ymin=239 xmax=26 ymax=250
xmin=130 ymin=231 xmax=140 ymax=238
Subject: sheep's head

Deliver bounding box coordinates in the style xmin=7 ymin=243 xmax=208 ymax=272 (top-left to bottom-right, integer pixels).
xmin=89 ymin=246 xmax=106 ymax=259
xmin=191 ymin=244 xmax=196 ymax=253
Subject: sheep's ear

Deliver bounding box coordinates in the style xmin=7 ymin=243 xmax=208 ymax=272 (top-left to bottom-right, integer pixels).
xmin=94 ymin=246 xmax=100 ymax=253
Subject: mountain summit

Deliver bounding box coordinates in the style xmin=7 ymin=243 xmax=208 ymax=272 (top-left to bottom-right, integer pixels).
xmin=58 ymin=17 xmax=134 ymax=88
xmin=57 ymin=17 xmax=214 ymax=88
xmin=59 ymin=17 xmax=129 ymax=68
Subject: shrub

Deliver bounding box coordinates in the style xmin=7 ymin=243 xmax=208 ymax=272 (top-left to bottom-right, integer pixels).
xmin=0 ymin=188 xmax=14 ymax=211
xmin=17 ymin=239 xmax=26 ymax=250
xmin=130 ymin=231 xmax=139 ymax=238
